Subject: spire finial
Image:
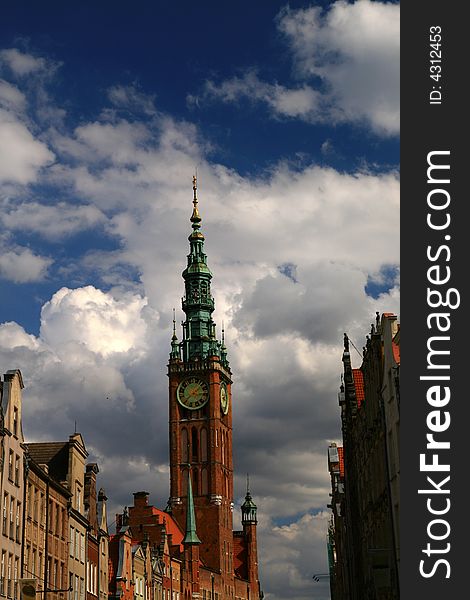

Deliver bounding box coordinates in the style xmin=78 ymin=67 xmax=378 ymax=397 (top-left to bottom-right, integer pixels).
xmin=172 ymin=308 xmax=177 ymax=340
xmin=191 ymin=173 xmax=202 ymax=230
xmin=246 ymin=473 xmax=250 ymax=494
xmin=222 ymin=321 xmax=225 ymax=345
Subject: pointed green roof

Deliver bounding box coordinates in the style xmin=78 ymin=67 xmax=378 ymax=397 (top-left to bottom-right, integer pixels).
xmin=170 ymin=177 xmax=229 ymax=368
xmin=183 ymin=471 xmax=201 ymax=545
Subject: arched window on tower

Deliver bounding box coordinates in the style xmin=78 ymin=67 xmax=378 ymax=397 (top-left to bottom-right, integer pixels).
xmin=181 ymin=429 xmax=188 ymax=463
xmin=221 ymin=431 xmax=225 ymax=465
xmin=200 ymin=428 xmax=208 ymax=462
xmin=191 ymin=428 xmax=198 ymax=461
xmin=182 ymin=469 xmax=188 ymax=496
xmin=201 ymin=468 xmax=208 ymax=495
xmin=192 ymin=468 xmax=199 ymax=495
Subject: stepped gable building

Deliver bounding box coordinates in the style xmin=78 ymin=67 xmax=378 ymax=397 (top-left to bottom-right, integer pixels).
xmin=328 ymin=313 xmax=400 ymax=600
xmin=113 ymin=178 xmax=262 ymax=600
xmin=23 ymin=444 xmax=71 ymax=600
xmin=1 ymin=370 xmax=25 ymax=600
xmin=26 ymin=435 xmax=109 ymax=600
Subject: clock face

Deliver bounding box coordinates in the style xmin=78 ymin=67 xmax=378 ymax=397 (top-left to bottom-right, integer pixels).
xmin=177 ymin=377 xmax=209 ymax=411
xmin=220 ymin=382 xmax=229 ymax=415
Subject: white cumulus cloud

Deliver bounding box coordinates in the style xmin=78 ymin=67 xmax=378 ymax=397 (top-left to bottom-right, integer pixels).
xmin=190 ymin=71 xmax=321 ymax=119
xmin=0 ymin=108 xmax=55 ymax=184
xmin=277 ymin=0 xmax=399 ymax=134
xmin=191 ymin=0 xmax=399 ymax=135
xmin=0 ymin=79 xmax=26 ymax=111
xmin=1 ymin=200 xmax=106 ymax=240
xmin=40 ymin=286 xmax=150 ymax=358
xmin=0 ymin=245 xmax=52 ymax=283
xmin=0 ymin=48 xmax=49 ymax=76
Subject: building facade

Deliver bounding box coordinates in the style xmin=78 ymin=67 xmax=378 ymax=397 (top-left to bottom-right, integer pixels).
xmin=328 ymin=313 xmax=400 ymax=600
xmin=23 ymin=452 xmax=71 ymax=600
xmin=25 ymin=436 xmax=108 ymax=600
xmin=327 ymin=443 xmax=349 ymax=600
xmin=380 ymin=315 xmax=400 ymax=571
xmin=0 ymin=370 xmax=25 ymax=600
xmin=84 ymin=464 xmax=109 ymax=600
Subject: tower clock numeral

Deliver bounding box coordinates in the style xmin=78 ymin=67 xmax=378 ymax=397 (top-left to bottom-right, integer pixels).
xmin=177 ymin=377 xmax=209 ymax=411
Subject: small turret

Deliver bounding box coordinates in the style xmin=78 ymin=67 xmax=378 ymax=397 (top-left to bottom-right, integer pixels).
xmin=170 ymin=309 xmax=180 ymax=361
xmin=220 ymin=324 xmax=229 ymax=368
xmin=242 ymin=475 xmax=257 ymax=525
xmin=241 ymin=475 xmax=259 ymax=589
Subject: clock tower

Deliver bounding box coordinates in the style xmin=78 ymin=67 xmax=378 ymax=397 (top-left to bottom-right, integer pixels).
xmin=168 ymin=176 xmax=234 ymax=575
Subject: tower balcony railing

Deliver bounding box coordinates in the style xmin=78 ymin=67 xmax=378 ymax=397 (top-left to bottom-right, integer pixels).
xmin=168 ymin=358 xmax=231 ymax=379
xmin=181 ymin=297 xmax=215 ymax=311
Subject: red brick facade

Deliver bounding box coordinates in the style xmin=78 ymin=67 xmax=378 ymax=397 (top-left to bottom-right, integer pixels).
xmin=168 ymin=357 xmax=234 ymax=576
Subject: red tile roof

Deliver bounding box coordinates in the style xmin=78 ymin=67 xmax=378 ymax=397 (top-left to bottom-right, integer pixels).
xmin=392 ymin=341 xmax=400 ymax=365
xmin=233 ymin=534 xmax=247 ymax=579
xmin=352 ymin=369 xmax=365 ymax=408
xmin=149 ymin=507 xmax=184 ymax=551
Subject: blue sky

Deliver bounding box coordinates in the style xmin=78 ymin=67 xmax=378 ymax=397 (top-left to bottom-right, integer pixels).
xmin=0 ymin=2 xmax=399 ymax=599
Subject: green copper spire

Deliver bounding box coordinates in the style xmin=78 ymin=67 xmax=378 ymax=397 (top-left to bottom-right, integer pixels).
xmin=183 ymin=470 xmax=201 ymax=545
xmin=175 ymin=176 xmax=228 ymax=367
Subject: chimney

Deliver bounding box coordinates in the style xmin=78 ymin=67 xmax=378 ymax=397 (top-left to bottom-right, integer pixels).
xmin=133 ymin=491 xmax=150 ymax=508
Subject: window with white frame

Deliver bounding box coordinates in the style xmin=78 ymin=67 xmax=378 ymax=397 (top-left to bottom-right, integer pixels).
xmin=8 ymin=451 xmax=13 ymax=481
xmin=32 ymin=549 xmax=37 ymax=578
xmin=1 ymin=551 xmax=6 ymax=595
xmin=7 ymin=554 xmax=12 ymax=598
xmin=15 ymin=503 xmax=20 ymax=542
xmin=13 ymin=408 xmax=18 ymax=436
xmin=76 ymin=486 xmax=82 ymax=513
xmin=80 ymin=533 xmax=85 ymax=563
xmin=70 ymin=527 xmax=74 ymax=558
xmin=2 ymin=494 xmax=7 ymax=535
xmin=14 ymin=455 xmax=20 ymax=486
xmin=9 ymin=497 xmax=14 ymax=537
xmin=14 ymin=557 xmax=19 ymax=599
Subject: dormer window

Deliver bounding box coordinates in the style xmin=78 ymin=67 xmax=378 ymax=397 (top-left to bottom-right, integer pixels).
xmin=76 ymin=487 xmax=82 ymax=512
xmin=13 ymin=408 xmax=18 ymax=436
